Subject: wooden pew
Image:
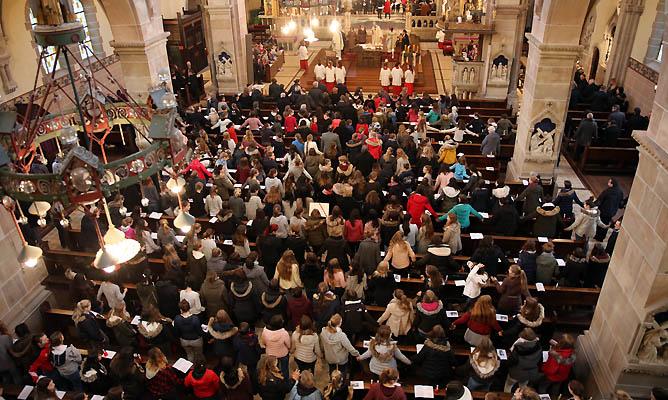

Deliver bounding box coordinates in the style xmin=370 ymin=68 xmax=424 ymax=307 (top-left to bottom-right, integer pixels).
xmin=577 ymin=146 xmax=639 ymax=173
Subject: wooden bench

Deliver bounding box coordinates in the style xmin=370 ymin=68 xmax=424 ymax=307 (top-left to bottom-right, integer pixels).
xmin=577 ymin=146 xmax=639 ymax=173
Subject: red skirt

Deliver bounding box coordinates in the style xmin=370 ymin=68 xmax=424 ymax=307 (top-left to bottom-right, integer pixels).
xmin=300 ymin=59 xmax=308 ymax=70
xmin=382 ymin=85 xmax=390 ymax=93
xmin=438 ymin=41 xmax=445 ymax=49
xmin=392 ymin=85 xmax=403 ymax=95
xmin=404 ymin=82 xmax=414 ymax=95
xmin=325 ymin=81 xmax=335 ymax=92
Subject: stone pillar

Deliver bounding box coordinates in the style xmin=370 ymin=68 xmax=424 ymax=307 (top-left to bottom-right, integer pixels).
xmin=643 ymin=0 xmax=666 ymax=65
xmin=0 ymin=24 xmax=17 ymax=94
xmin=577 ymin=54 xmax=668 ymax=398
xmin=506 ymin=0 xmax=587 ymax=181
xmin=80 ymin=0 xmax=107 ymax=58
xmin=487 ymin=0 xmax=527 ymax=101
xmin=0 ymin=209 xmax=51 ymax=333
xmin=203 ymin=0 xmax=250 ymax=94
xmin=110 ymin=31 xmax=171 ymax=100
xmin=604 ymin=0 xmax=646 ymax=86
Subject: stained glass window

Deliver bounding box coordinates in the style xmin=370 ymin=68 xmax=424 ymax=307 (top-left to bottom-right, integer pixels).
xmin=72 ymin=0 xmax=93 ymax=60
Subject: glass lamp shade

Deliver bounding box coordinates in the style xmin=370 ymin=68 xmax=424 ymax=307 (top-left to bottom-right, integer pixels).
xmin=28 ymin=201 xmax=51 ymax=217
xmin=174 ymin=211 xmax=195 ymax=233
xmin=160 ymin=92 xmax=177 ymax=109
xmin=104 ymin=226 xmax=126 ymax=245
xmin=18 ymin=244 xmax=43 ymax=268
xmin=93 ymin=239 xmax=140 ymax=270
xmin=59 ymin=125 xmax=79 ymax=146
xmin=166 ymin=176 xmax=185 ymax=193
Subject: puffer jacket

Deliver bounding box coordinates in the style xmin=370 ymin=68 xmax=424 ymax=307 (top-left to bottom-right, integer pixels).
xmin=468 ymin=351 xmax=500 ymax=385
xmin=208 ymin=319 xmax=239 ymax=358
xmin=228 ymin=281 xmax=261 ymax=324
xmin=565 ymin=207 xmax=607 ymax=239
xmin=410 ymin=338 xmax=455 ymax=381
xmin=553 ymin=188 xmax=582 ymax=218
xmin=508 ymin=338 xmax=542 ymax=382
xmin=530 ymin=204 xmax=562 ymax=238
xmin=501 ymin=304 xmax=545 ymax=348
xmin=341 ymin=299 xmax=378 ymax=336
xmin=319 ymin=326 xmax=360 ymax=365
xmin=414 ymin=301 xmax=446 ymax=334
xmin=541 ymin=347 xmax=575 ymax=382
xmin=261 ymin=290 xmax=287 ymax=325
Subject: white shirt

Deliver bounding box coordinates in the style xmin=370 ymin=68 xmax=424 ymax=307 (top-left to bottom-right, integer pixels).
xmin=180 ymin=289 xmax=205 ymax=314
xmin=298 ymin=45 xmax=308 ymax=60
xmin=314 ymin=64 xmax=326 ymax=80
xmin=325 ymin=66 xmax=336 ymax=82
xmin=335 ymin=66 xmax=346 ymax=83
xmin=404 ymin=69 xmax=415 ymax=84
xmin=391 ymin=67 xmax=403 ymax=86
xmin=463 ymin=264 xmax=488 ymax=299
xmin=379 ymin=68 xmax=391 ymax=86
xmin=436 ymin=30 xmax=445 ymax=43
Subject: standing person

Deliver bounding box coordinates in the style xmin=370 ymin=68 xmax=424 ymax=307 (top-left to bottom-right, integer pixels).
xmin=403 ymin=65 xmax=415 ymax=96
xmin=184 ymin=362 xmax=220 ymax=400
xmin=376 ymin=289 xmax=414 ymax=339
xmin=504 ymin=328 xmax=542 ymax=392
xmin=173 ymin=300 xmax=205 ymax=364
xmin=325 ymin=61 xmax=336 ymax=93
xmin=574 ymin=113 xmax=597 ymax=160
xmin=257 ymin=356 xmax=297 ymax=400
xmin=539 ymin=334 xmax=576 ymax=397
xmin=594 ymin=178 xmax=624 ymax=241
xmin=260 ymin=315 xmax=292 ymax=379
xmin=320 ymin=314 xmax=360 ymax=377
xmin=451 ymin=295 xmax=501 ymax=346
xmin=363 ymin=368 xmax=406 ymax=400
xmin=383 ymin=0 xmax=391 ymax=17
xmin=379 ymin=64 xmax=391 ymax=93
xmin=357 ymin=325 xmax=412 ymax=377
xmin=298 ymin=42 xmax=309 ymax=70
xmin=314 ymin=61 xmax=326 ymax=83
xmin=291 ymin=315 xmax=322 ymax=373
xmin=390 ymin=63 xmax=403 ymax=96
xmin=0 ymin=320 xmax=20 ymax=384
xmin=49 ymin=331 xmax=82 ymax=391
xmin=335 ymin=61 xmax=347 ymax=85
xmin=145 ymin=348 xmax=182 ymax=400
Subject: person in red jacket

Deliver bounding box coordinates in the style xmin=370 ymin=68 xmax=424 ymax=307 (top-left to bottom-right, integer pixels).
xmin=363 ymin=368 xmax=406 ymax=400
xmin=184 ymin=362 xmax=220 ymax=399
xmin=181 ymin=158 xmax=213 ymax=180
xmin=344 ymin=209 xmax=365 ymax=253
xmin=450 ymin=295 xmax=502 ymax=346
xmin=406 ymin=186 xmax=437 ymax=226
xmin=29 ymin=333 xmax=54 ymax=382
xmin=284 ymin=112 xmax=297 ymax=134
xmin=286 ymin=288 xmax=313 ymax=330
xmin=539 ymin=334 xmax=576 ymax=396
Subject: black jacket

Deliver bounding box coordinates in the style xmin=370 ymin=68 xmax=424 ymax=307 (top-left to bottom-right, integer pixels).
xmin=228 ymin=281 xmax=261 ymax=324
xmin=173 ymin=314 xmax=203 ymax=341
xmin=260 ymin=290 xmax=287 ymax=325
xmin=414 ymin=301 xmax=447 ymax=334
xmin=595 ymin=185 xmax=624 ymax=219
xmin=341 ymin=299 xmax=378 ymax=336
xmin=368 ymin=274 xmax=396 ymax=307
xmin=470 ymin=245 xmax=508 ymax=276
xmin=258 ymin=377 xmax=294 ymax=400
xmin=411 ymin=338 xmax=456 ymax=381
xmin=77 ymin=313 xmax=105 ymax=343
xmin=156 ymin=280 xmax=181 ymax=319
xmin=492 ymin=203 xmax=520 ymax=236
xmin=526 ymin=204 xmax=563 ymax=238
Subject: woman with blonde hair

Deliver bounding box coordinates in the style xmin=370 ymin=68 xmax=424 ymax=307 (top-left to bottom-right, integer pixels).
xmin=417 ymin=214 xmax=435 ymax=254
xmin=357 ymin=325 xmax=412 ymax=377
xmin=157 ymin=218 xmax=182 ymax=249
xmin=394 ymin=148 xmax=411 ymax=176
xmin=467 ymin=336 xmax=500 ymax=390
xmin=383 ymin=231 xmax=416 ymax=271
xmin=320 ymin=314 xmax=360 ymax=377
xmin=451 ymin=294 xmax=502 ymax=346
xmin=274 ymin=249 xmax=303 ymax=290
xmin=377 ymin=289 xmax=413 ymax=338
xmin=323 ymin=369 xmax=352 ymax=400
xmin=257 ymin=355 xmax=297 ymax=400
xmin=326 ymin=206 xmax=345 ymax=237
xmin=441 ymin=212 xmax=462 ymax=254
xmin=145 ymin=347 xmax=181 ymax=400
xmin=494 ymin=264 xmax=531 ymax=315
xmin=106 ymin=301 xmax=137 ymax=348
xmin=368 ymin=261 xmax=396 ymax=307
xmin=73 ymin=299 xmax=108 ymax=345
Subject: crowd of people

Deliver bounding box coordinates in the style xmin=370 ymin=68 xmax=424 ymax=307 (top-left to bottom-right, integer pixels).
xmin=0 ymin=64 xmax=647 ymax=400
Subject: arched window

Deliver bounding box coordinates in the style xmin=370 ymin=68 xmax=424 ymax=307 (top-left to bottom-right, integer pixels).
xmin=72 ymin=0 xmax=93 ymax=60
xmin=28 ymin=8 xmax=61 ymax=72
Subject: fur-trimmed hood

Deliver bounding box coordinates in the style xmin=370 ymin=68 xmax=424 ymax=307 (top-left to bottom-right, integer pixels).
xmin=230 ymin=281 xmax=253 ymax=299
xmin=427 ymin=245 xmax=451 ymax=257
xmin=106 ymin=314 xmax=129 ymax=328
xmin=442 ymin=186 xmax=460 ymax=198
xmin=138 ymin=321 xmax=164 ymax=338
xmin=536 ymin=204 xmax=560 ymax=217
xmin=517 ymin=303 xmax=545 ymax=327
xmin=208 ymin=318 xmax=239 ymax=340
xmin=220 ymin=368 xmax=246 ymax=389
xmin=417 ymin=300 xmax=443 ymax=315
xmin=581 ymin=207 xmax=601 ymax=219
xmin=469 ymin=352 xmax=500 ymax=379
xmin=492 ymin=186 xmax=510 ymax=199
xmin=261 ymin=291 xmax=283 ymax=309
xmin=424 ymin=338 xmax=451 ymax=352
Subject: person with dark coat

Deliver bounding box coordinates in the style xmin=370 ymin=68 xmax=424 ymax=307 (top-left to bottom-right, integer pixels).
xmin=367 ymin=262 xmax=397 ymax=306
xmin=590 ymin=87 xmax=611 ymax=112
xmin=341 ymin=291 xmax=378 ymax=346
xmin=207 ymin=309 xmax=239 ymax=361
xmin=594 ymin=177 xmax=624 ymax=240
xmin=559 ymin=248 xmax=587 ymax=287
xmin=626 ymin=107 xmax=649 ymax=134
xmin=470 ymin=237 xmax=509 ymax=277
xmin=232 ymin=323 xmax=262 ymax=387
xmin=74 ymin=300 xmax=107 ymax=345
xmin=517 ymin=240 xmax=538 ymax=284
xmin=155 ymin=278 xmax=181 ymax=319
xmin=574 ymin=113 xmax=598 ymax=160
xmin=505 ymin=328 xmax=543 ymax=391
xmin=413 ymin=291 xmax=447 ymax=336
xmin=227 ymin=278 xmax=261 ymax=324
xmin=601 ymin=121 xmax=622 ymax=146
xmin=320 ymin=235 xmax=351 ymax=270
xmin=260 ymin=280 xmax=287 ymax=326
xmin=258 ymin=228 xmax=284 ymax=279
xmin=585 ymin=244 xmax=611 ymax=288
xmin=501 ymin=298 xmax=546 ymax=349
xmin=605 ymin=219 xmax=621 ymax=255
xmin=410 ymin=325 xmax=455 ymax=386
xmin=491 ymin=197 xmax=520 ymax=236
xmin=516 ymin=176 xmax=544 ymax=217
xmin=552 ymin=180 xmax=583 ymax=221
xmin=354 ymin=234 xmax=382 ymax=276
xmin=414 ymin=240 xmax=460 ymax=276
xmin=493 ymin=265 xmax=530 ymax=315
xmin=257 ymin=356 xmax=296 ymax=400
xmin=311 ymin=283 xmax=341 ymax=329
xmin=524 ymin=198 xmax=563 ymax=238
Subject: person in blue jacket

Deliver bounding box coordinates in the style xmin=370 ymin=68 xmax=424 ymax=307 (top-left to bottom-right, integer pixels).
xmin=449 ymin=155 xmax=469 ymax=181
xmin=438 ymin=195 xmax=482 ymax=229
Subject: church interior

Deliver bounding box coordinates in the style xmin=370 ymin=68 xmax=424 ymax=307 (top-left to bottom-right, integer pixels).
xmin=0 ymin=0 xmax=665 ymax=399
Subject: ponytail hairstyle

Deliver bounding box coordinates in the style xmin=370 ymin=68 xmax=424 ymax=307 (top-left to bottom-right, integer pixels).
xmin=509 ymin=264 xmax=528 ymax=294
xmin=425 ymin=265 xmax=443 ymax=288
xmin=72 ymin=299 xmax=92 ymax=324
xmin=393 ymin=289 xmax=411 ymax=312
xmin=323 ymin=369 xmax=344 ymax=399
xmin=401 ymin=214 xmax=412 ymax=237
xmin=326 ymin=313 xmax=342 ymax=333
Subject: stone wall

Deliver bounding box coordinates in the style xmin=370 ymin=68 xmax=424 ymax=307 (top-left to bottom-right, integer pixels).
xmin=624 ymin=62 xmax=658 ymax=113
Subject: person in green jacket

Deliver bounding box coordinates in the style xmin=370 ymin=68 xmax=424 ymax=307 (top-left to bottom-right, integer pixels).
xmin=438 ymin=195 xmax=482 ymax=229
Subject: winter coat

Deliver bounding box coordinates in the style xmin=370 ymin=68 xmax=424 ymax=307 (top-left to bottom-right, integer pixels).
xmin=50 ymin=344 xmax=81 ymax=376
xmin=320 ymin=326 xmax=360 ymax=365
xmin=441 ymin=223 xmax=462 ymax=254
xmin=414 ymin=301 xmax=446 ymax=334
xmin=574 ymin=119 xmax=597 ymax=146
xmin=77 ymin=313 xmax=105 ymax=343
xmin=480 ymin=132 xmax=501 ymax=156
xmin=209 ymin=319 xmax=239 ymax=358
xmin=354 ymin=238 xmax=382 ymax=275
xmin=508 ymin=338 xmax=542 ymax=382
xmin=312 ymin=292 xmax=340 ymax=329
xmin=495 ymin=275 xmax=530 ymax=315
xmin=106 ymin=314 xmax=137 ymax=348
xmin=363 ymin=383 xmax=407 ymax=400
xmin=242 ymin=264 xmax=271 ymax=294
xmin=287 ymin=295 xmax=313 ymax=330
xmin=184 ymin=369 xmax=221 ymax=399
xmin=377 ymin=299 xmax=414 ymax=337
xmin=536 ymin=252 xmax=558 ymax=284
xmin=304 ymin=217 xmax=328 ymax=248
xmin=145 ymin=365 xmax=181 ymax=398
xmin=219 ymin=368 xmax=254 ymax=400
xmin=173 ymin=313 xmax=203 ymax=341
xmin=565 ymin=208 xmax=607 ymax=239
xmin=517 ymin=251 xmax=538 ymax=284
xmin=585 ymin=254 xmax=610 ymax=288
xmin=228 ymin=281 xmax=261 ymax=324
xmin=358 ymin=341 xmax=412 ymax=375
xmin=368 ymin=274 xmax=397 ymax=307
xmin=341 ymin=299 xmax=378 ymax=336
xmin=553 ymin=189 xmax=583 ymax=218
xmin=492 ymin=203 xmax=520 ymax=235
xmin=291 ymin=331 xmax=323 ymax=363
xmin=541 ymin=347 xmax=575 ymax=382
xmin=528 ymin=204 xmax=562 ymax=238
xmin=200 ymin=278 xmax=228 ymax=319
xmin=501 ymin=304 xmax=545 ymax=348
xmin=468 ymin=351 xmax=500 ymax=385
xmin=258 ymin=376 xmax=295 ymax=400
xmin=560 ymin=255 xmax=587 ymax=287
xmin=596 ymin=185 xmax=624 ymax=219
xmin=156 ymin=280 xmax=180 ymax=319
xmin=406 ymin=194 xmax=437 ymax=225
xmin=416 ymin=245 xmax=460 ymax=276
xmin=410 ymin=338 xmax=455 ymax=382
xmin=233 ymin=332 xmax=262 ymax=368
xmin=517 ymin=184 xmax=543 ymax=216
xmin=289 ymin=383 xmax=323 ymax=400
xmin=470 ymin=245 xmax=508 ymax=277
xmin=261 ymin=290 xmax=287 ymax=325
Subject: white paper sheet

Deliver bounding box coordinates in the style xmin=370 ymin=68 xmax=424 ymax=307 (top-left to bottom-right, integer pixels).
xmin=485 ymin=167 xmax=494 ymax=171
xmin=542 ymin=351 xmax=549 ymax=362
xmin=17 ymin=386 xmax=34 ymax=400
xmin=91 ymin=396 xmax=105 ymax=400
xmin=522 ymin=179 xmax=529 ymax=185
xmin=205 ymin=183 xmax=213 ymax=187
xmin=538 ymin=236 xmax=549 ymax=243
xmin=416 ymin=344 xmax=424 ymax=353
xmin=201 ymin=324 xmax=209 ymax=333
xmin=556 ymin=258 xmax=566 ymax=267
xmin=479 ymin=212 xmax=489 ymax=218
xmin=470 ymin=233 xmax=484 ymax=239
xmin=172 ymin=358 xmax=194 ymax=373
xmin=223 ymin=240 xmax=233 ymax=245
xmin=454 ymin=280 xmax=466 ymax=286
xmin=351 ymin=381 xmax=365 ymax=390
xmin=434 ymin=193 xmax=441 ymax=199
xmin=496 ymin=314 xmax=509 ymax=322
xmin=539 ymin=395 xmax=552 ymax=400
xmin=414 ymin=385 xmax=435 ymax=398
xmin=56 ymin=391 xmax=66 ymax=399
xmin=536 ymin=282 xmax=546 ymax=292
xmin=103 ymin=350 xmax=116 ymax=359
xmin=246 ymin=220 xmax=253 ymax=226
xmin=497 ymin=349 xmax=507 ymax=360
xmin=394 ymin=274 xmax=401 ymax=283
xmin=486 ymin=154 xmax=495 ymax=158
xmin=363 ymin=340 xmax=370 ymax=348
xmin=150 ymin=232 xmax=158 ymax=240
xmin=209 ymin=217 xmax=218 ymax=223
xmin=149 ymin=212 xmax=163 ymax=219
xmin=446 ymin=310 xmax=459 ymax=318
xmin=175 ymin=235 xmax=185 ymax=242
xmin=233 ymin=183 xmax=242 ymax=188
xmin=130 ymin=315 xmax=141 ymax=325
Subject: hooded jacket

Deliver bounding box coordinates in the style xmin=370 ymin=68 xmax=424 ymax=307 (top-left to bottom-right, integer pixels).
xmin=536 ymin=252 xmax=558 ymax=284
xmin=541 ymin=347 xmax=576 ymax=382
xmin=106 ymin=313 xmax=137 ymax=348
xmin=363 ymin=383 xmax=407 ymax=400
xmin=219 ymin=368 xmax=253 ymax=400
xmin=358 ymin=341 xmax=412 ymax=375
xmin=553 ymin=188 xmax=583 ymax=218
xmin=492 ymin=203 xmax=520 ymax=236
xmin=50 ymin=344 xmax=82 ymax=376
xmin=341 ymin=299 xmax=378 ymax=336
xmin=561 ymin=255 xmax=587 ymax=287
xmin=468 ymin=351 xmax=500 ymax=383
xmin=565 ymin=207 xmax=608 ymax=238
xmin=411 ymin=338 xmax=455 ymax=381
xmin=200 ymin=277 xmax=228 ymax=319
xmin=312 ymin=292 xmax=340 ymax=329
xmin=377 ymin=298 xmax=414 ymax=337
xmin=529 ymin=204 xmax=562 ymax=238
xmin=209 ymin=318 xmax=239 ymax=358
xmin=406 ymin=193 xmax=437 ymax=225
xmin=289 ymin=382 xmax=323 ymax=400
xmin=502 ymin=304 xmax=545 ymax=347
xmin=508 ymin=338 xmax=542 ymax=382
xmin=354 ymin=238 xmax=382 ymax=275
xmin=261 ymin=289 xmax=287 ymax=325
xmin=414 ymin=301 xmax=446 ymax=334
xmin=291 ymin=330 xmax=323 ymax=363
xmin=319 ymin=326 xmax=360 ymax=365
xmin=228 ymin=281 xmax=261 ymax=324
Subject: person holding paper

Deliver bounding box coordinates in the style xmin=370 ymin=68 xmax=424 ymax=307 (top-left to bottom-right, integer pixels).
xmin=410 ymin=325 xmax=456 ymax=385
xmin=80 ymin=350 xmax=113 ymax=395
xmin=73 ymin=300 xmax=108 ymax=346
xmin=451 ymin=295 xmax=502 ymax=346
xmin=462 ymin=262 xmax=488 ymax=305
xmin=504 ymin=328 xmax=542 ymax=392
xmin=357 ymin=325 xmax=412 ymax=376
xmin=320 ymin=314 xmax=360 ymax=378
xmin=493 ymin=265 xmax=531 ymax=315
xmin=500 ymin=297 xmax=546 ymax=349
xmin=439 ymin=195 xmax=482 ymax=230
xmin=466 ymin=337 xmax=500 ymax=390
xmin=362 ymin=368 xmax=406 ymax=400
xmin=560 ymin=248 xmax=588 ymax=287
xmin=106 ymin=302 xmax=138 ymax=349
xmin=538 ymin=334 xmax=576 ymax=396
xmin=470 ymin=236 xmax=508 ymax=277
xmin=368 ymin=262 xmax=397 ymax=307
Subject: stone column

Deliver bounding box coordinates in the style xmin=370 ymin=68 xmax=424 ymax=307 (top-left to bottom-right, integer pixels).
xmin=604 ymin=0 xmax=646 ymax=86
xmin=80 ymin=0 xmax=107 ymax=58
xmin=0 ymin=25 xmax=17 ymax=94
xmin=577 ymin=54 xmax=668 ymax=397
xmin=487 ymin=0 xmax=527 ymax=101
xmin=110 ymin=31 xmax=171 ymax=100
xmin=203 ymin=0 xmax=250 ymax=94
xmin=643 ymin=0 xmax=666 ymax=65
xmin=0 ymin=209 xmax=51 ymax=333
xmin=506 ymin=0 xmax=587 ymax=181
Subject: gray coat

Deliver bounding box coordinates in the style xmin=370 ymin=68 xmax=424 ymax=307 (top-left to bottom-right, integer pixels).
xmin=321 ymin=132 xmax=342 ymax=154
xmin=508 ymin=339 xmax=542 ymax=382
xmin=480 ymin=132 xmax=501 ymax=156
xmin=574 ymin=119 xmax=598 ymax=146
xmin=354 ymin=238 xmax=381 ymax=275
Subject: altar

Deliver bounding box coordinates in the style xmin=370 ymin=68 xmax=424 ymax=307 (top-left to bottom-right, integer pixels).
xmin=357 ymin=44 xmax=385 ymax=68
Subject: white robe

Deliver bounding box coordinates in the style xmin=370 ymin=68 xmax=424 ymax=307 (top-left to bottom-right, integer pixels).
xmin=379 ymin=68 xmax=392 ymax=86
xmin=314 ymin=64 xmax=326 ymax=80
xmin=390 ymin=67 xmax=403 ymax=86
xmin=335 ymin=66 xmax=347 ymax=83
xmin=298 ymin=45 xmax=308 ymax=60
